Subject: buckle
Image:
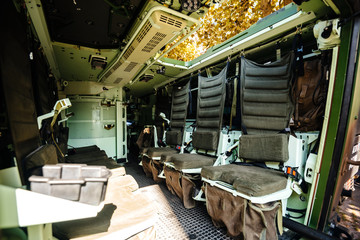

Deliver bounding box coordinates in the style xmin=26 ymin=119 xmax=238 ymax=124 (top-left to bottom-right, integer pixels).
xmin=284 ymin=166 xmax=301 ymax=181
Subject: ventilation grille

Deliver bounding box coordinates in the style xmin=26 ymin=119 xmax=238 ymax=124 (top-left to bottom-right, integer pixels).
xmin=112 ymin=61 xmax=122 ymax=71
xmin=123 ymin=46 xmax=135 ymax=60
xmin=124 ymin=62 xmax=138 ymax=72
xmin=105 ymin=71 xmax=112 ymax=79
xmin=101 ymin=11 xmax=187 ymax=84
xmin=113 ymin=78 xmax=123 ymax=84
xmin=142 ymin=32 xmax=167 ymax=53
xmin=136 ymin=21 xmax=152 ymax=43
xmin=159 ymin=14 xmax=183 ymax=28
xmin=104 ymin=61 xmax=121 ymax=80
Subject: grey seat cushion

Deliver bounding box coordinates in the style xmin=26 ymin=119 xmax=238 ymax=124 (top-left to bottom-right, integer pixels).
xmin=146 ymin=147 xmax=178 ymax=158
xmin=192 ymin=131 xmax=219 ymax=152
xmin=238 ymin=134 xmax=289 ymax=162
xmin=166 ymin=130 xmax=182 ymax=146
xmin=160 ymin=153 xmax=179 ymax=163
xmin=201 ymin=164 xmax=287 ymax=197
xmin=170 ymin=154 xmax=216 ymax=170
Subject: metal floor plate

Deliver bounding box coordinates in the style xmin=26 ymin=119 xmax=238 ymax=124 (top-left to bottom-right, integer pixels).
xmin=125 ymin=162 xmax=298 ymax=240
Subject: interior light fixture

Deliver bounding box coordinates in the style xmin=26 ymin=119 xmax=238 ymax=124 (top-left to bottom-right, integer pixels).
xmin=181 ymin=0 xmax=201 ymax=12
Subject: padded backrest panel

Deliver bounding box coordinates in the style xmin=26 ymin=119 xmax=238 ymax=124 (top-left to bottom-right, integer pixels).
xmin=24 ymin=144 xmax=58 ymax=171
xmin=166 ymin=81 xmax=190 ymax=145
xmin=240 ymin=54 xmax=294 ymax=135
xmin=238 ymin=134 xmax=289 ymax=162
xmin=192 ymin=66 xmax=227 ymax=151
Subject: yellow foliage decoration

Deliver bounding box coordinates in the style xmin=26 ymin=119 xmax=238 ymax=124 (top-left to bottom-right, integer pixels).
xmin=164 ymin=0 xmax=292 ymax=62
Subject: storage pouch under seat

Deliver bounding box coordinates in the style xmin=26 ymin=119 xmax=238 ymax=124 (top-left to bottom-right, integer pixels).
xmin=143 ymin=148 xmax=177 ymax=182
xmin=205 ymin=183 xmax=281 ymax=239
xmin=141 ymin=156 xmax=152 ymax=177
xmin=238 ymin=134 xmax=289 ymax=162
xmin=164 ymin=166 xmax=183 ymax=200
xmin=164 ymin=166 xmax=196 ymax=208
xmin=150 ymin=159 xmax=165 ymax=182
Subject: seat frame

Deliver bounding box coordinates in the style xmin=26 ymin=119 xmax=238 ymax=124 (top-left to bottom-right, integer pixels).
xmin=201 ymin=133 xmax=319 ymax=215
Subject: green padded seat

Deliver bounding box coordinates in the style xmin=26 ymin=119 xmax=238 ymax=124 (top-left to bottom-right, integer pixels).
xmin=170 ymin=154 xmax=216 ymax=170
xmin=146 ymin=147 xmax=178 ymax=158
xmin=202 ymin=164 xmax=287 ymax=197
xmin=160 ymin=153 xmax=178 ymax=163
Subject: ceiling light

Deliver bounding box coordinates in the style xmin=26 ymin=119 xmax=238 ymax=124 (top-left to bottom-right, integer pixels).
xmin=181 ymin=0 xmax=201 ymax=12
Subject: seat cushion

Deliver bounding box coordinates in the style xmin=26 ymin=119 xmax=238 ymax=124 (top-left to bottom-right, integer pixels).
xmin=238 ymin=134 xmax=289 ymax=162
xmin=146 ymin=147 xmax=178 ymax=158
xmin=170 ymin=154 xmax=216 ymax=170
xmin=192 ymin=131 xmax=219 ymax=151
xmin=166 ymin=130 xmax=182 ymax=146
xmin=201 ymin=164 xmax=287 ymax=197
xmin=160 ymin=153 xmax=179 ymax=163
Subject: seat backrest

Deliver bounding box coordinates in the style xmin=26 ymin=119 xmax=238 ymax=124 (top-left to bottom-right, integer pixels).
xmin=239 ymin=54 xmax=294 ymax=163
xmin=166 ymin=81 xmax=190 ymax=146
xmin=240 ymin=53 xmax=294 ymax=135
xmin=192 ymin=65 xmax=228 ymax=151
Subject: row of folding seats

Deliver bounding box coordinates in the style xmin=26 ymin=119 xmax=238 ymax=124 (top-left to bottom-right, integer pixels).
xmin=141 ymin=53 xmax=299 ymax=238
xmin=65 ymin=145 xmax=121 ymax=169
xmin=141 ymin=82 xmax=189 ymax=181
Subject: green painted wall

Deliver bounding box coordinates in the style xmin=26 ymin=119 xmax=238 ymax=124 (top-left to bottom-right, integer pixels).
xmin=309 ymin=21 xmax=353 ymax=228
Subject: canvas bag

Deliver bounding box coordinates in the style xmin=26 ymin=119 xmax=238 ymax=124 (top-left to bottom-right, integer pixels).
xmin=292 ymin=57 xmax=328 ymax=131
xmin=205 ymin=183 xmax=281 ymax=239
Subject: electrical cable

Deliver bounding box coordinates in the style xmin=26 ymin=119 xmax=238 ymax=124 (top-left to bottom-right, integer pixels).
xmin=286 ymin=207 xmax=307 ymax=213
xmin=286 ymin=213 xmax=306 ymax=219
xmin=52 ymin=132 xmax=64 ymax=157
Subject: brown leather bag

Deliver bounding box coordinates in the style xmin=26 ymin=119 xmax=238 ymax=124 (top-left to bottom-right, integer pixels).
xmin=292 ymin=58 xmax=328 ymax=131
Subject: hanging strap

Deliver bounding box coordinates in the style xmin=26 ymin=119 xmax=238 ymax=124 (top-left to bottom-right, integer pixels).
xmin=188 ymin=74 xmax=193 ymax=115
xmin=229 ymin=61 xmax=239 ymax=130
xmin=240 ymin=56 xmax=248 ymax=135
xmin=292 ymin=32 xmax=304 ymax=80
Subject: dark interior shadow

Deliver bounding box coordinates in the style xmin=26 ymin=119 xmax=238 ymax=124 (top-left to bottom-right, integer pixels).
xmin=53 ymin=203 xmax=117 ymax=240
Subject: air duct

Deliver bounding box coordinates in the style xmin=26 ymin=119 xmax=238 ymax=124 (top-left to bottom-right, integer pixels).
xmin=100 ymin=11 xmax=187 ymax=85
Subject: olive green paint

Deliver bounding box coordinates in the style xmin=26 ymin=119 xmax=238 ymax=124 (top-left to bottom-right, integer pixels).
xmin=309 ymin=21 xmax=353 ymax=228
